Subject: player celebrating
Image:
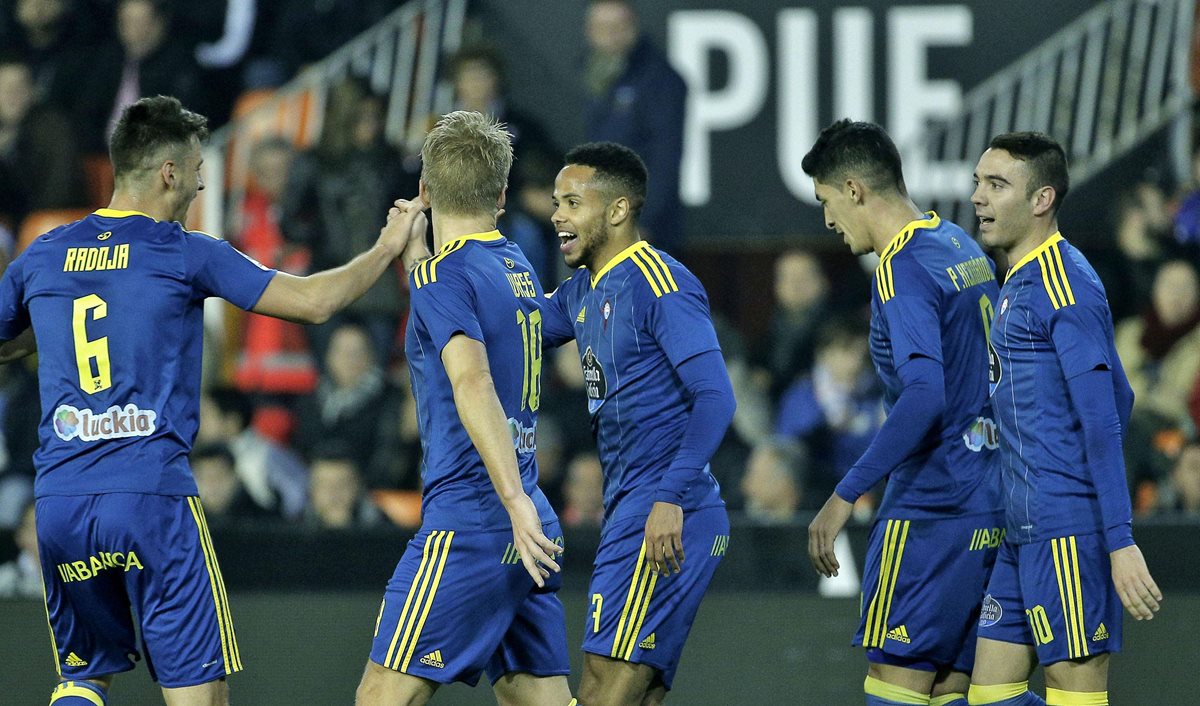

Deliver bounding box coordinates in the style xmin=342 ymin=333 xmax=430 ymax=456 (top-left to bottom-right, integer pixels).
xmin=355 ymin=111 xmax=575 ymax=706
xmin=0 ymin=95 xmax=426 ymax=706
xmin=803 ymin=119 xmax=1003 ymax=706
xmin=542 ymin=142 xmax=736 ymax=706
xmin=966 ymin=133 xmax=1161 ymax=706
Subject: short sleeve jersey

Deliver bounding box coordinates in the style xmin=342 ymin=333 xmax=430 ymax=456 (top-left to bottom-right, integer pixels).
xmin=0 ymin=209 xmax=276 ymax=497
xmin=868 ymin=213 xmax=1002 ymax=519
xmin=989 ymin=232 xmax=1129 ymax=544
xmin=542 ymin=241 xmax=724 ymax=525
xmin=404 ymin=231 xmax=556 ymax=531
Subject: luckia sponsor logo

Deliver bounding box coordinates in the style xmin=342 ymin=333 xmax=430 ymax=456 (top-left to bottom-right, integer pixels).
xmin=507 ymin=418 xmax=537 ymax=455
xmin=54 ymin=403 xmax=158 ymax=442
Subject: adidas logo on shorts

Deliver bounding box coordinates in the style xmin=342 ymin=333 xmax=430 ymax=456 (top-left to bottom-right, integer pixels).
xmin=64 ymin=652 xmax=88 ymax=667
xmin=639 ymin=633 xmax=656 ymax=650
xmin=420 ymin=650 xmax=445 ymax=669
xmin=885 ymin=625 xmax=912 ymax=644
xmin=1092 ymin=623 xmax=1109 ymax=642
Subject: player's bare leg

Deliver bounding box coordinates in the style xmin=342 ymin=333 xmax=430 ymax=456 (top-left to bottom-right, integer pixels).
xmin=1043 ymin=654 xmax=1108 ymax=699
xmin=639 ymin=674 xmax=667 ymax=706
xmin=970 ymin=638 xmax=1037 ymax=686
xmin=355 ymin=660 xmax=438 ymax=706
xmin=578 ymin=653 xmax=657 ymax=706
xmin=161 ymin=678 xmax=228 ymax=706
xmin=492 ymin=672 xmax=574 ymax=706
xmin=930 ymin=668 xmax=970 ymax=703
xmin=867 ymin=662 xmax=937 ymax=695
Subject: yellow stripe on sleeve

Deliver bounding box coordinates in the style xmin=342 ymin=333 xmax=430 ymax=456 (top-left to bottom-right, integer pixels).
xmin=1037 ymin=255 xmax=1063 ymax=310
xmin=645 ymin=250 xmax=679 ymax=292
xmin=633 ymin=250 xmax=672 ymax=295
xmin=401 ymin=530 xmax=455 ymax=671
xmin=630 ymin=254 xmax=664 ymax=297
xmin=1050 ymin=244 xmax=1076 ymax=305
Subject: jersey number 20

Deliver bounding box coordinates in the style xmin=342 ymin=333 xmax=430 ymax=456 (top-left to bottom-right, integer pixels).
xmin=72 ymin=294 xmax=112 ymax=394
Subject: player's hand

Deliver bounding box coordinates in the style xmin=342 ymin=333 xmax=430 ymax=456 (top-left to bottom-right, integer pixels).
xmin=381 ymin=197 xmax=427 ymax=260
xmin=504 ymin=493 xmax=562 ymax=588
xmin=644 ymin=501 xmax=684 ymax=576
xmin=808 ymin=493 xmax=853 ymax=578
xmin=1110 ymin=544 xmax=1162 ymax=621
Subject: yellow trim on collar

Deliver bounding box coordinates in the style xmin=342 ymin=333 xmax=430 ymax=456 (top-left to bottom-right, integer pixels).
xmin=877 ymin=211 xmax=940 ymax=262
xmin=590 ymin=240 xmax=651 ymax=288
xmin=1006 ymin=231 xmax=1064 ymax=279
xmin=439 ymin=229 xmax=503 ymax=253
xmin=94 ymin=208 xmax=156 ymax=221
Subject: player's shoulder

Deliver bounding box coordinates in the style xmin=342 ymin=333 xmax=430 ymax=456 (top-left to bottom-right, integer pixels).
xmin=875 ymin=215 xmax=950 ymax=302
xmin=1016 ymin=233 xmax=1106 ymax=313
xmin=626 ymin=242 xmax=702 ymax=300
xmin=410 ymin=234 xmax=485 ymax=291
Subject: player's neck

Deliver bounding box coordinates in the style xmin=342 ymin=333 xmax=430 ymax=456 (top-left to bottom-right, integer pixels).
xmin=107 ymin=190 xmax=175 ymax=223
xmin=869 ymin=198 xmax=926 ymax=255
xmin=1003 ymin=219 xmax=1060 ymax=267
xmin=431 ymin=213 xmax=498 ymax=251
xmin=586 ymin=230 xmax=640 ymax=275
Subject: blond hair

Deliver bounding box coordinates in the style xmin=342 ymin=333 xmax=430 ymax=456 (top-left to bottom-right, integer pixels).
xmin=421 ymin=110 xmax=513 ymax=216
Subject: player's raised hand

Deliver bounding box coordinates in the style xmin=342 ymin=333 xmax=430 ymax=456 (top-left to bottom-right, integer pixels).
xmin=1110 ymin=544 xmax=1162 ymax=621
xmin=380 ymin=197 xmax=427 ymax=260
xmin=808 ymin=493 xmax=853 ymax=578
xmin=644 ymin=501 xmax=685 ymax=576
xmin=505 ymin=492 xmax=563 ymax=588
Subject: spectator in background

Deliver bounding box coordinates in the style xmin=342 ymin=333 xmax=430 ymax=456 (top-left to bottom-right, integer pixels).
xmin=198 ymin=386 xmax=309 ymax=519
xmin=0 ymin=54 xmax=86 ymax=231
xmin=562 ymin=452 xmax=605 ymax=527
xmin=1172 ymin=145 xmax=1200 ymax=251
xmin=755 ymin=250 xmax=831 ymax=403
xmin=1158 ymin=444 xmax=1200 ymax=515
xmin=73 ymin=0 xmax=206 ymax=152
xmin=0 ymin=361 xmax=40 ymax=530
xmin=280 ymin=77 xmax=417 ymax=361
xmin=1094 ymin=181 xmax=1176 ymax=321
xmin=191 ymin=442 xmax=272 ymax=520
xmin=1 ymin=0 xmax=95 ymax=112
xmin=774 ymin=320 xmax=881 ymax=501
xmin=292 ymin=319 xmax=405 ymax=488
xmin=584 ymin=0 xmax=686 ymax=250
xmin=0 ymin=501 xmax=40 ymax=598
xmin=305 ymin=448 xmax=382 ymax=530
xmin=741 ymin=441 xmax=805 ymax=524
xmin=500 ymin=148 xmax=563 ymax=285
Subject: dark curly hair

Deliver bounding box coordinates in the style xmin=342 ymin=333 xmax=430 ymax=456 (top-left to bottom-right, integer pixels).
xmin=564 ymin=141 xmax=648 ymax=217
xmin=801 ymin=118 xmax=907 ymax=196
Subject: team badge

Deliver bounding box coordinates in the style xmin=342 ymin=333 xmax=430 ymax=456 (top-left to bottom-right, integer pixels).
xmin=951 ymin=236 xmax=961 ymax=248
xmin=602 ymin=299 xmax=612 ymax=330
xmin=978 ymin=594 xmax=1003 ymax=628
xmin=504 ymin=257 xmax=516 ymax=269
xmin=999 ymin=296 xmax=1009 ymax=317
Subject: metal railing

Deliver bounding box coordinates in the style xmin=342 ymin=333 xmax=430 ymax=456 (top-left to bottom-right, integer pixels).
xmin=198 ymin=0 xmax=468 ymax=235
xmin=924 ymin=0 xmax=1195 ymax=226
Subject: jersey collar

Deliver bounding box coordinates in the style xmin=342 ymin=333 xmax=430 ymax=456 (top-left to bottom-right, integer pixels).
xmin=439 ymin=229 xmax=504 ymax=253
xmin=1006 ymin=231 xmax=1064 ymax=279
xmin=590 ymin=240 xmax=650 ymax=288
xmin=877 ymin=211 xmax=939 ymax=262
xmin=94 ymin=208 xmax=157 ymax=221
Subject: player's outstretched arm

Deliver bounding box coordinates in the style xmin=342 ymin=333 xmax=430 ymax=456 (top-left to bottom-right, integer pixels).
xmin=251 ymin=200 xmax=426 ymax=324
xmin=442 ymin=334 xmax=562 ymax=587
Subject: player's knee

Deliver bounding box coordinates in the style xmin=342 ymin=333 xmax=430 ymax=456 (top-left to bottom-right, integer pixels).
xmin=50 ymin=680 xmax=108 ymax=705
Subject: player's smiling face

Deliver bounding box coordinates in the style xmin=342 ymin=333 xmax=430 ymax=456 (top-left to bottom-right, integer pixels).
xmin=552 ymin=164 xmax=611 ymax=270
xmin=971 ymin=148 xmax=1034 ymax=251
xmin=813 ymin=179 xmax=870 ymax=255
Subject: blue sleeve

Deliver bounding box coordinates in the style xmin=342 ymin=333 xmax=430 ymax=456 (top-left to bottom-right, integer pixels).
xmin=1047 ymin=300 xmax=1112 ymax=380
xmin=410 ymin=260 xmax=482 ymax=353
xmin=0 ymin=256 xmax=29 ymax=341
xmin=541 ymin=282 xmax=576 ymax=349
xmin=185 ymin=232 xmax=277 ymax=310
xmin=1064 ymin=368 xmax=1135 ymax=553
xmin=1112 ymin=351 xmax=1134 ymax=437
xmin=836 ymin=355 xmax=946 ymax=503
xmin=881 ymin=258 xmax=944 ymax=366
xmin=644 ymin=279 xmax=721 ymax=367
xmin=654 ymin=349 xmax=736 ymax=505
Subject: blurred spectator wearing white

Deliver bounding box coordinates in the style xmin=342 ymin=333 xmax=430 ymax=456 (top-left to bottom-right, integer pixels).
xmin=0 ymin=501 xmax=40 ymax=598
xmin=306 ymin=450 xmax=382 ymax=530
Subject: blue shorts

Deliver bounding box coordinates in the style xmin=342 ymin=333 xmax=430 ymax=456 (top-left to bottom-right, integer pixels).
xmin=855 ymin=512 xmax=1002 ymax=673
xmin=977 ymin=535 xmax=1122 ymax=665
xmin=369 ymin=522 xmax=570 ymax=686
xmin=36 ymin=494 xmax=241 ymax=688
xmin=582 ymin=505 xmax=729 ymax=689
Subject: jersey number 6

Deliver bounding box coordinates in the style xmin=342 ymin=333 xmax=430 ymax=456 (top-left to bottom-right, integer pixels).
xmin=72 ymin=294 xmax=112 ymax=394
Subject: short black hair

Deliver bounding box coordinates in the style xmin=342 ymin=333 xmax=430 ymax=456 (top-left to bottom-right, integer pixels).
xmin=564 ymin=141 xmax=647 ymax=216
xmin=801 ymin=119 xmax=907 ymax=195
xmin=987 ymin=132 xmax=1070 ymax=214
xmin=109 ymin=95 xmax=208 ymax=180
xmin=205 ymin=386 xmax=253 ymax=430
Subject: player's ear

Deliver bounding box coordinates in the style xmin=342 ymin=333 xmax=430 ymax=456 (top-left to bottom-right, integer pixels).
xmin=1032 ymin=186 xmax=1056 ymax=217
xmin=159 ymin=159 xmax=175 ymax=190
xmin=497 ymin=184 xmax=508 ymax=210
xmin=845 ymin=178 xmax=865 ymax=205
xmin=608 ymin=196 xmax=630 ymax=225
xmin=418 ymin=179 xmax=431 ymax=209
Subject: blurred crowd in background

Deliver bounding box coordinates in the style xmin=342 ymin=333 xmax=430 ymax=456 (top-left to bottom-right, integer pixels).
xmin=0 ymin=0 xmax=1198 ymax=588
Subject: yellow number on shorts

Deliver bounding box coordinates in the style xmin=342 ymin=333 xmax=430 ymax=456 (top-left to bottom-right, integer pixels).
xmin=516 ymin=309 xmax=542 ymax=411
xmin=1026 ymin=605 xmax=1055 ymax=645
xmin=591 ymin=592 xmax=604 ymax=633
xmin=72 ymin=294 xmax=112 ymax=394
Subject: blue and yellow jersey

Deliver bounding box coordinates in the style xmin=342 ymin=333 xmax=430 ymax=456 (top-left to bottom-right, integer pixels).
xmin=0 ymin=209 xmax=276 ymax=497
xmin=989 ymin=232 xmax=1131 ymax=544
xmin=868 ymin=212 xmax=1001 ymax=519
xmin=404 ymin=230 xmax=556 ymax=531
xmin=542 ymin=240 xmax=724 ymax=525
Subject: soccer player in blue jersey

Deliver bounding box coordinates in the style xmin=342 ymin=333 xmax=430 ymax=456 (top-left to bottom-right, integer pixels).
xmin=542 ymin=142 xmax=736 ymax=706
xmin=966 ymin=133 xmax=1162 ymax=706
xmin=0 ymin=95 xmax=429 ymax=706
xmin=354 ymin=111 xmax=576 ymax=706
xmin=802 ymin=119 xmax=1004 ymax=706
